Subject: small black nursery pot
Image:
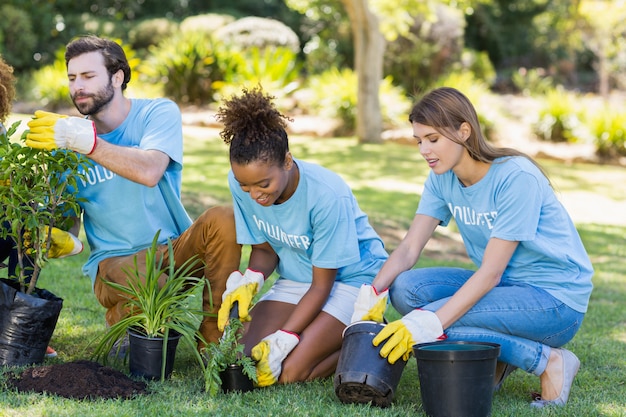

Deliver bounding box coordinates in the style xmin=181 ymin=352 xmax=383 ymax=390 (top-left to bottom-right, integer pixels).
xmin=220 ymin=363 xmax=254 ymax=393
xmin=334 ymin=321 xmax=408 ymax=408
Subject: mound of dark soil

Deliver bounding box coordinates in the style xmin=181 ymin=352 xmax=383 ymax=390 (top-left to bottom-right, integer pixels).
xmin=6 ymin=360 xmax=148 ymax=400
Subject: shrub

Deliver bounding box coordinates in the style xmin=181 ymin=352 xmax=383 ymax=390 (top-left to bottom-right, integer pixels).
xmin=129 ymin=18 xmax=179 ymax=51
xmin=588 ymin=107 xmax=626 ymax=158
xmin=302 ymin=68 xmax=411 ymax=135
xmin=215 ymin=46 xmax=302 ymax=107
xmin=511 ymin=67 xmax=555 ymax=96
xmin=533 ymin=87 xmax=591 ymax=143
xmin=384 ymin=3 xmax=465 ymax=94
xmin=0 ymin=5 xmax=37 ymax=71
xmin=140 ymin=31 xmax=224 ymax=105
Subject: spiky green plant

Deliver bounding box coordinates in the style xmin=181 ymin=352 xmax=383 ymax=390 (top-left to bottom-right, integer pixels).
xmin=92 ymin=231 xmax=209 ymax=381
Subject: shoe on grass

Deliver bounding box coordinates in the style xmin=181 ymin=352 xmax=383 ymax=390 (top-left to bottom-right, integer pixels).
xmin=45 ymin=346 xmax=58 ymax=358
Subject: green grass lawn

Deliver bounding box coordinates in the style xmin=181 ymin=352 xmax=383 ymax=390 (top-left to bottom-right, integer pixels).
xmin=1 ymin=126 xmax=625 ymax=416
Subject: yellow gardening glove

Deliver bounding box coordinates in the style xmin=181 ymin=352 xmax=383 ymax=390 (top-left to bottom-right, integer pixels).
xmin=217 ymin=269 xmax=264 ymax=331
xmin=26 ymin=110 xmax=97 ymax=154
xmin=372 ymin=309 xmax=445 ymax=364
xmin=47 ymin=227 xmax=83 ymax=258
xmin=22 ymin=227 xmax=82 ymax=258
xmin=350 ymin=284 xmax=389 ymax=323
xmin=251 ymin=329 xmax=299 ymax=387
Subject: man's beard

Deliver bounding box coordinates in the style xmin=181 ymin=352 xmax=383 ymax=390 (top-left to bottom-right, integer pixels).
xmin=72 ymin=80 xmax=115 ymax=116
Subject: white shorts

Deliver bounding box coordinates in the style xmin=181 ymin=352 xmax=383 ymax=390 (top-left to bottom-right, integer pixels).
xmin=257 ymin=279 xmax=359 ymax=326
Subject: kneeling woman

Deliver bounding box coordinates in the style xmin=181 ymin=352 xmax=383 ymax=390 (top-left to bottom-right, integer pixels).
xmin=215 ymin=87 xmax=388 ymax=387
xmin=357 ymin=87 xmax=593 ymax=408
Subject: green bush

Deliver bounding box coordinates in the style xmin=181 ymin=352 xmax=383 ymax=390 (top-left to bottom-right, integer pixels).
xmin=0 ymin=5 xmax=37 ymax=71
xmin=30 ymin=55 xmax=71 ymax=111
xmin=215 ymin=46 xmax=302 ymax=107
xmin=511 ymin=67 xmax=555 ymax=96
xmin=303 ymin=68 xmax=411 ymax=135
xmin=140 ymin=31 xmax=224 ymax=105
xmin=385 ymin=4 xmax=465 ymax=94
xmin=588 ymin=107 xmax=626 ymax=158
xmin=129 ymin=18 xmax=179 ymax=51
xmin=533 ymin=87 xmax=591 ymax=143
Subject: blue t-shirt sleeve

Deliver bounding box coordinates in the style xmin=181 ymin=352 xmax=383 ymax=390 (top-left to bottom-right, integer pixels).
xmin=137 ymin=99 xmax=183 ymax=167
xmin=491 ymin=170 xmax=542 ymax=242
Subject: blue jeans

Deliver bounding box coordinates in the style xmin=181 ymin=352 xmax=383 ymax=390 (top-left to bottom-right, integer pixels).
xmin=389 ymin=267 xmax=584 ymax=376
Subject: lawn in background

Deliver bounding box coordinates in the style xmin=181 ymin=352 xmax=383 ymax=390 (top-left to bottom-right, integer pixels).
xmin=1 ymin=128 xmax=625 ymax=417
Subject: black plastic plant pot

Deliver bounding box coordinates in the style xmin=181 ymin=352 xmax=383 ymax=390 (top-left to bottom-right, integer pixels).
xmin=334 ymin=321 xmax=408 ymax=408
xmin=127 ymin=328 xmax=181 ymax=380
xmin=414 ymin=341 xmax=501 ymax=417
xmin=220 ymin=363 xmax=254 ymax=394
xmin=0 ymin=279 xmax=63 ymax=366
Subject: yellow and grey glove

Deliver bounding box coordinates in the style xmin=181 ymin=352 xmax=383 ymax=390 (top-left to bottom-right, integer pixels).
xmin=351 ymin=284 xmax=389 ymax=323
xmin=251 ymin=329 xmax=299 ymax=387
xmin=372 ymin=309 xmax=446 ymax=364
xmin=26 ymin=110 xmax=97 ymax=154
xmin=217 ymin=269 xmax=264 ymax=331
xmin=47 ymin=227 xmax=83 ymax=258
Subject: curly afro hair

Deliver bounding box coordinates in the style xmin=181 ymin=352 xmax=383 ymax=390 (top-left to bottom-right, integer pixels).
xmin=217 ymin=86 xmax=292 ymax=166
xmin=0 ymin=57 xmax=16 ymax=124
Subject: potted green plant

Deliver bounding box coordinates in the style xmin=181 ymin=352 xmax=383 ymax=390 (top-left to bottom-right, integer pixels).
xmin=202 ymin=314 xmax=257 ymax=395
xmin=0 ymin=120 xmax=87 ymax=366
xmin=92 ymin=231 xmax=209 ymax=381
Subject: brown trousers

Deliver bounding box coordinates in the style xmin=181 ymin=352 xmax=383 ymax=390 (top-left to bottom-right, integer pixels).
xmin=93 ymin=206 xmax=242 ymax=345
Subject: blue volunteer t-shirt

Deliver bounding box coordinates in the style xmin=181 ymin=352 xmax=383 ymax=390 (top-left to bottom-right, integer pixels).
xmin=77 ymin=98 xmax=192 ymax=285
xmin=417 ymin=156 xmax=593 ymax=312
xmin=229 ymin=159 xmax=388 ymax=287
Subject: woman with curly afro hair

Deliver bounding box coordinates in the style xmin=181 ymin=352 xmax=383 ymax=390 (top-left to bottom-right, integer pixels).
xmin=0 ymin=56 xmax=16 ymax=133
xmin=215 ymin=86 xmax=388 ymax=387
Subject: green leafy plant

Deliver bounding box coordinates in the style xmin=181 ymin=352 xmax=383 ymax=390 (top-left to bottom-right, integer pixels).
xmin=0 ymin=120 xmax=87 ymax=294
xmin=92 ymin=231 xmax=209 ymax=381
xmin=587 ymin=106 xmax=626 ymax=159
xmin=201 ymin=317 xmax=257 ymax=396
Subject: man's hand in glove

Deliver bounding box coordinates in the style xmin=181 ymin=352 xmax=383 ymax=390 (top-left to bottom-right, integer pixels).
xmin=251 ymin=329 xmax=299 ymax=387
xmin=24 ymin=227 xmax=83 ymax=259
xmin=47 ymin=227 xmax=83 ymax=258
xmin=351 ymin=284 xmax=389 ymax=323
xmin=372 ymin=309 xmax=446 ymax=364
xmin=217 ymin=269 xmax=264 ymax=331
xmin=26 ymin=110 xmax=97 ymax=154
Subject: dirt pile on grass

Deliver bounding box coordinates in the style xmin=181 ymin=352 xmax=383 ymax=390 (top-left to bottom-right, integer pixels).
xmin=6 ymin=360 xmax=147 ymax=400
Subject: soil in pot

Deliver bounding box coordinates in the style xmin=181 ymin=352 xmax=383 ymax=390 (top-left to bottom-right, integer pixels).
xmin=128 ymin=329 xmax=181 ymax=380
xmin=334 ymin=321 xmax=408 ymax=408
xmin=220 ymin=363 xmax=254 ymax=394
xmin=6 ymin=360 xmax=147 ymax=400
xmin=0 ymin=279 xmax=63 ymax=366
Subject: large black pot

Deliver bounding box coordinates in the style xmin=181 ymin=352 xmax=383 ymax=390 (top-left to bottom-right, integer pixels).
xmin=0 ymin=279 xmax=63 ymax=366
xmin=128 ymin=328 xmax=181 ymax=380
xmin=414 ymin=341 xmax=501 ymax=417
